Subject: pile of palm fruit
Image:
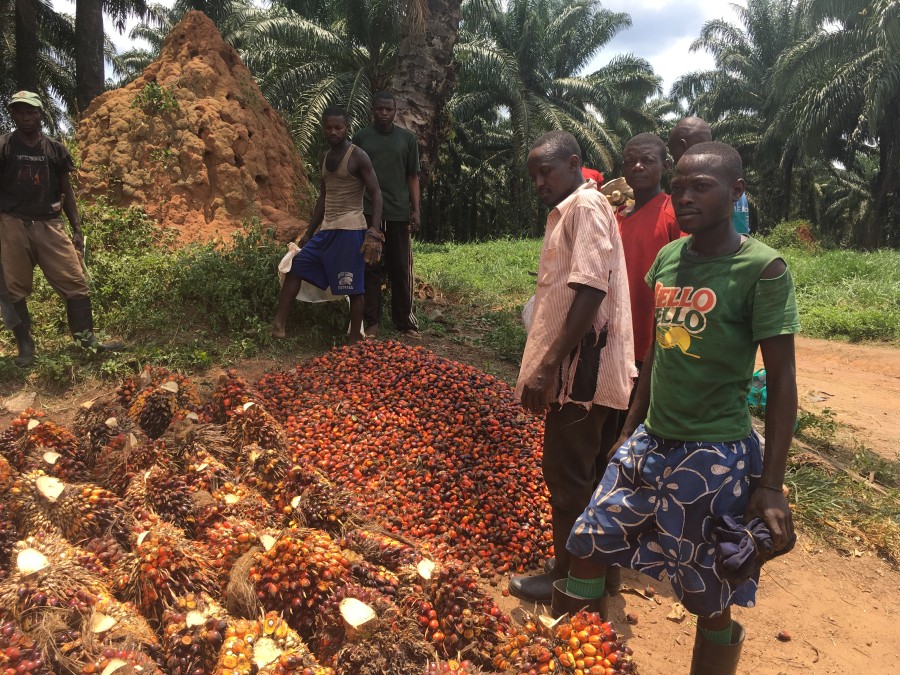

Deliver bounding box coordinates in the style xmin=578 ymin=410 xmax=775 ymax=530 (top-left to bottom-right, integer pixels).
xmin=0 ymin=342 xmax=637 ymax=674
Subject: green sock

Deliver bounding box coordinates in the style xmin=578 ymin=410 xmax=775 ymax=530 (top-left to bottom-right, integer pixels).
xmin=699 ymin=622 xmax=734 ymax=646
xmin=566 ymin=574 xmax=605 ymax=599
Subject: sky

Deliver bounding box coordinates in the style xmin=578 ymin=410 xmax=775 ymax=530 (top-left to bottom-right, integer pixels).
xmin=52 ymin=0 xmax=743 ymax=93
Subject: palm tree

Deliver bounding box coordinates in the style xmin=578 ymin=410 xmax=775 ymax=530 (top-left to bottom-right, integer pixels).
xmin=670 ymin=0 xmax=815 ymax=227
xmin=772 ymin=0 xmax=900 ymax=248
xmin=452 ymin=0 xmax=659 ymax=172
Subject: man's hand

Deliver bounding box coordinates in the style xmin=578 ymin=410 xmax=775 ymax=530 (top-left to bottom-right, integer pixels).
xmin=745 ymin=484 xmax=794 ymax=551
xmin=520 ymin=360 xmax=559 ymax=415
xmin=71 ymin=230 xmax=85 ymax=256
xmin=409 ymin=208 xmax=421 ymax=235
xmin=297 ymin=230 xmax=312 ymax=247
xmin=361 ymin=227 xmax=385 ymax=266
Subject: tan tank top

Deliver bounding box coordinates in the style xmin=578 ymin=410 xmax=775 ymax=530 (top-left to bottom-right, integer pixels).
xmin=320 ymin=144 xmax=367 ymax=231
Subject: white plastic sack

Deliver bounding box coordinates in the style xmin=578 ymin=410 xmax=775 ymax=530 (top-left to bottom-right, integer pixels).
xmin=522 ymin=294 xmax=535 ymax=333
xmin=277 ymin=243 xmax=347 ymax=303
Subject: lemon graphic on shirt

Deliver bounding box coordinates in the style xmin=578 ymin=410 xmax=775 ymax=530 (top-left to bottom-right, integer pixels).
xmin=657 ymin=325 xmax=701 ymax=358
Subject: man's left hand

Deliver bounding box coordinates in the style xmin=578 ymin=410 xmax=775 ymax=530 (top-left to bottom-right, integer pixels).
xmin=72 ymin=231 xmax=85 ymax=256
xmin=409 ymin=209 xmax=421 ymax=235
xmin=745 ymin=484 xmax=794 ymax=551
xmin=520 ymin=361 xmax=558 ymax=415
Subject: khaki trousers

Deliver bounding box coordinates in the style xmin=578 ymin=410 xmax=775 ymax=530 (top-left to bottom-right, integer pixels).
xmin=0 ymin=214 xmax=89 ymax=302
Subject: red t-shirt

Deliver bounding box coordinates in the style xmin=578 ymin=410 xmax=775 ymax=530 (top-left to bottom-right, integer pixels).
xmin=581 ymin=167 xmax=604 ymax=186
xmin=616 ymin=192 xmax=684 ymax=362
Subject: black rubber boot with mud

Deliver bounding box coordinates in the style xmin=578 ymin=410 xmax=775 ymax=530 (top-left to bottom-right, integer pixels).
xmin=66 ymin=296 xmax=125 ymax=352
xmin=11 ymin=300 xmax=34 ymax=368
xmin=689 ymin=621 xmax=745 ymax=675
xmin=550 ymin=578 xmax=608 ymax=619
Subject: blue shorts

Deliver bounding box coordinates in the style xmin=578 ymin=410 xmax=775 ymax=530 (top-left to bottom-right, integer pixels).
xmin=290 ymin=229 xmax=365 ymax=295
xmin=567 ymin=425 xmax=763 ymax=618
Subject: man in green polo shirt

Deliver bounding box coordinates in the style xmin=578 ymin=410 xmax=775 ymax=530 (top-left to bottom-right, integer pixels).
xmin=352 ymin=91 xmax=421 ymax=336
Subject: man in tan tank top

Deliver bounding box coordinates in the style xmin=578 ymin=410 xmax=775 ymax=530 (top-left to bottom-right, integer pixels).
xmin=271 ymin=107 xmax=383 ymax=343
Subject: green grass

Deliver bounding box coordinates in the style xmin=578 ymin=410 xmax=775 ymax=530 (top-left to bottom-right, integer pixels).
xmin=769 ymin=247 xmax=900 ymax=342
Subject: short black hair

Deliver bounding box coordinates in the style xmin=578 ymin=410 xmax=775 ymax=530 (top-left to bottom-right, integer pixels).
xmin=321 ymin=106 xmax=349 ymax=122
xmin=681 ymin=141 xmax=743 ymax=181
xmin=372 ymin=91 xmax=395 ymax=103
xmin=624 ymin=132 xmax=667 ymax=161
xmin=530 ymin=130 xmax=582 ymax=162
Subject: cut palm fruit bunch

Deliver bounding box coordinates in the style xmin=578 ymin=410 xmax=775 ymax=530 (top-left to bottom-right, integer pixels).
xmin=7 ymin=471 xmax=127 ymax=544
xmin=160 ymin=592 xmax=229 ymax=675
xmin=0 ymin=619 xmax=49 ymax=673
xmin=226 ymin=402 xmax=287 ymax=454
xmin=113 ymin=521 xmax=217 ymax=623
xmin=203 ymin=370 xmax=263 ymax=425
xmin=122 ymin=465 xmax=197 ymax=534
xmin=0 ymin=410 xmax=47 ymax=469
xmin=214 ymin=612 xmax=334 ymax=675
xmin=72 ymin=396 xmax=133 ymax=470
xmin=117 ymin=366 xmax=201 ymax=413
xmin=90 ymin=433 xmax=168 ymax=494
xmin=14 ymin=418 xmax=88 ymax=482
xmin=282 ymin=467 xmax=360 ymax=536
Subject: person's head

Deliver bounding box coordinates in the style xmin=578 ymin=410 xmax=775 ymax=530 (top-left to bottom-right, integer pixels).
xmin=622 ymin=132 xmax=669 ymax=195
xmin=7 ymin=91 xmax=43 ymax=135
xmin=371 ymin=91 xmax=396 ymax=130
xmin=667 ymin=116 xmax=712 ymax=164
xmin=527 ymin=131 xmax=583 ymax=207
xmin=321 ymin=106 xmax=349 ymax=146
xmin=671 ymin=141 xmax=745 ymax=235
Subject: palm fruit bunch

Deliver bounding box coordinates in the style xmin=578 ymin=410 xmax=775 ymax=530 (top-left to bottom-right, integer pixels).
xmin=0 ymin=619 xmax=49 ymax=673
xmin=122 ymin=465 xmax=197 ymax=534
xmin=225 ymin=402 xmax=287 ymax=455
xmin=343 ymin=551 xmax=400 ymax=598
xmin=80 ymin=647 xmax=165 ymax=675
xmin=214 ymin=612 xmax=333 ymax=675
xmin=90 ymin=433 xmax=172 ymax=495
xmin=283 ymin=467 xmax=360 ymax=537
xmin=242 ymin=529 xmax=351 ymax=635
xmin=203 ymin=370 xmax=262 ymax=424
xmin=0 ymin=410 xmax=47 ymax=468
xmin=117 ymin=366 xmax=201 ymax=412
xmin=129 ymin=384 xmax=180 ymax=440
xmin=493 ymin=611 xmax=635 ymax=674
xmin=72 ymin=396 xmax=133 ymax=470
xmin=235 ymin=443 xmax=290 ymax=509
xmin=182 ymin=448 xmax=234 ymax=494
xmin=160 ymin=593 xmax=229 ymax=675
xmin=6 ymin=471 xmax=126 ymax=544
xmin=401 ymin=561 xmax=510 ymax=667
xmin=14 ymin=418 xmax=88 ymax=483
xmin=312 ymin=583 xmax=431 ymax=673
xmin=75 ymin=535 xmax=128 ymax=581
xmin=255 ymin=341 xmax=552 ymax=576
xmin=425 ymin=660 xmax=489 ymax=674
xmin=340 ymin=529 xmax=421 ymax=572
xmin=194 ymin=516 xmax=262 ymax=592
xmin=206 ymin=483 xmax=280 ymax=529
xmin=168 ymin=423 xmax=237 ymax=474
xmin=113 ymin=521 xmax=217 ymax=623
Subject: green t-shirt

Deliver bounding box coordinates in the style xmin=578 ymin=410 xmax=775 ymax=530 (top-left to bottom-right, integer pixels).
xmin=352 ymin=125 xmax=420 ymax=221
xmin=644 ymin=237 xmax=800 ymax=442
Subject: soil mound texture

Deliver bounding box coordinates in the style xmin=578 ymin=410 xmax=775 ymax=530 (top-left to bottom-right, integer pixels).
xmin=75 ymin=11 xmax=310 ymax=244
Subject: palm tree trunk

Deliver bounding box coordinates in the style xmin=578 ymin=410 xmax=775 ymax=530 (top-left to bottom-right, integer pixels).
xmin=15 ymin=0 xmax=39 ymax=90
xmin=75 ymin=0 xmax=105 ymax=114
xmin=390 ymin=0 xmax=463 ymax=182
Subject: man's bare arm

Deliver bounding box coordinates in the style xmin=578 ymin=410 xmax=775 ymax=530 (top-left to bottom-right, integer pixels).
xmin=60 ymin=173 xmax=84 ymax=254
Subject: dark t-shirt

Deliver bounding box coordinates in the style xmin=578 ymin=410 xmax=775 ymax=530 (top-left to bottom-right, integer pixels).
xmin=0 ymin=132 xmax=74 ymax=219
xmin=352 ymin=125 xmax=420 ymax=221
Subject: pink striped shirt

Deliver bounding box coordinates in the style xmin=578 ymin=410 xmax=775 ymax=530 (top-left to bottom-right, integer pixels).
xmin=516 ymin=180 xmax=636 ymax=410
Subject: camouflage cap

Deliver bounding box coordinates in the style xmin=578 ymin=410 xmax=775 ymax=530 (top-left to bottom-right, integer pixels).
xmin=8 ymin=91 xmax=43 ymax=110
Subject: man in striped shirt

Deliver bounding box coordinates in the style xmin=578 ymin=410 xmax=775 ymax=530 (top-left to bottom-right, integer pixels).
xmin=509 ymin=131 xmax=635 ymax=604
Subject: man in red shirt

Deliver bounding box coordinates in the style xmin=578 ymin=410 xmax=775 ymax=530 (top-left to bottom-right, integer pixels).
xmin=617 ymin=133 xmax=684 ymax=368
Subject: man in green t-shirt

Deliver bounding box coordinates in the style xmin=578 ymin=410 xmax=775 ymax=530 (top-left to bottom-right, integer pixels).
xmin=352 ymin=92 xmax=421 ymax=336
xmin=557 ymin=142 xmax=800 ymax=675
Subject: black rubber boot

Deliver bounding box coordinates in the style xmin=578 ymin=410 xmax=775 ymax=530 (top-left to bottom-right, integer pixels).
xmin=689 ymin=621 xmax=745 ymax=675
xmin=11 ymin=300 xmax=34 ymax=368
xmin=65 ymin=296 xmax=125 ymax=352
xmin=550 ymin=578 xmax=608 ymax=619
xmin=509 ymin=507 xmax=579 ymax=603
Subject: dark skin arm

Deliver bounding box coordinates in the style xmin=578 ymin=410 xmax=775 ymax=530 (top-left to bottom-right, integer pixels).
xmin=60 ymin=173 xmax=84 ymax=254
xmin=407 ymin=173 xmax=420 ymax=233
xmin=354 ymin=150 xmax=383 ymax=227
xmin=745 ymin=259 xmax=797 ymax=551
xmin=520 ymin=284 xmax=606 ymax=415
xmin=299 ymin=157 xmax=327 ymax=246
